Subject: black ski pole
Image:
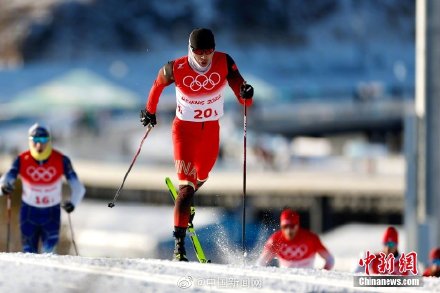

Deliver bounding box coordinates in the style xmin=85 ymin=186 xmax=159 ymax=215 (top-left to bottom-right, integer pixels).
xmin=108 ymin=124 xmax=153 ymax=208
xmin=67 ymin=213 xmax=79 ymax=256
xmin=242 ymin=102 xmax=247 ymax=261
xmin=6 ymin=194 xmax=11 ymax=252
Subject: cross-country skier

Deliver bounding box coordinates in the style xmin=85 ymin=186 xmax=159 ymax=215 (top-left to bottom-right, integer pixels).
xmin=257 ymin=208 xmax=334 ymax=269
xmin=0 ymin=123 xmax=85 ymax=253
xmin=354 ymin=226 xmax=410 ymax=275
xmin=423 ymin=248 xmax=440 ymax=277
xmin=141 ymin=28 xmax=254 ymax=261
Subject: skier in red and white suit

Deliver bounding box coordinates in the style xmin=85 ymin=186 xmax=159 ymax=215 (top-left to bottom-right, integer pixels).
xmin=354 ymin=226 xmax=410 ymax=275
xmin=257 ymin=209 xmax=335 ymax=269
xmin=423 ymin=248 xmax=440 ymax=277
xmin=0 ymin=123 xmax=85 ymax=253
xmin=141 ymin=28 xmax=254 ymax=261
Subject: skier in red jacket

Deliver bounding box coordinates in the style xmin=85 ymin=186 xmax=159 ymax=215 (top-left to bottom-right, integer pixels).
xmin=257 ymin=208 xmax=334 ymax=269
xmin=141 ymin=28 xmax=254 ymax=261
xmin=423 ymin=248 xmax=440 ymax=277
xmin=355 ymin=226 xmax=412 ymax=275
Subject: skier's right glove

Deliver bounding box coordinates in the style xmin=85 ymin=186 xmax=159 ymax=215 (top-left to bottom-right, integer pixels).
xmin=0 ymin=183 xmax=14 ymax=196
xmin=140 ymin=110 xmax=157 ymax=127
xmin=62 ymin=201 xmax=75 ymax=213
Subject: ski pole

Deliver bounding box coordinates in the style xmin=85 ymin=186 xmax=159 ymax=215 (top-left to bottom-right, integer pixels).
xmin=6 ymin=194 xmax=11 ymax=252
xmin=67 ymin=213 xmax=79 ymax=256
xmin=108 ymin=124 xmax=153 ymax=208
xmin=242 ymin=102 xmax=247 ymax=261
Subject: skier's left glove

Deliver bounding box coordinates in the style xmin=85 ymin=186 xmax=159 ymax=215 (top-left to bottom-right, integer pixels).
xmin=140 ymin=110 xmax=157 ymax=127
xmin=240 ymin=83 xmax=254 ymax=99
xmin=62 ymin=201 xmax=75 ymax=213
xmin=0 ymin=183 xmax=14 ymax=196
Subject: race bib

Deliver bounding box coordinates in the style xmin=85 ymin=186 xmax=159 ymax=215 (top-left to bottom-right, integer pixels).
xmin=175 ymin=86 xmax=225 ymax=122
xmin=21 ymin=179 xmax=63 ymax=207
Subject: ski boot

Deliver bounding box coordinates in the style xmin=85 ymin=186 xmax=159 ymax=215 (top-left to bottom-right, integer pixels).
xmin=195 ymin=179 xmax=205 ymax=192
xmin=173 ymin=227 xmax=189 ymax=262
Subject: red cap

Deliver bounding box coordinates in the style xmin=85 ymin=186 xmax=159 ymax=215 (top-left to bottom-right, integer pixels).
xmin=382 ymin=226 xmax=398 ymax=244
xmin=280 ymin=208 xmax=300 ymax=227
xmin=430 ymin=248 xmax=440 ymax=260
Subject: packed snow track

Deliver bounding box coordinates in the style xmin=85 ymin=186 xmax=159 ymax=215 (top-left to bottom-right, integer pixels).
xmin=0 ymin=253 xmax=439 ymax=292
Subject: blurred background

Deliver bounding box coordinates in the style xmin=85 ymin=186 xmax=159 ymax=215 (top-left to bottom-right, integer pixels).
xmin=0 ymin=0 xmax=436 ymax=273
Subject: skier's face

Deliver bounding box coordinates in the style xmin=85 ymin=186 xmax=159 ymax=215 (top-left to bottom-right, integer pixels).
xmin=191 ymin=48 xmax=214 ymax=68
xmin=383 ymin=242 xmax=398 ymax=255
xmin=281 ymin=224 xmax=299 ymax=241
xmin=433 ymin=260 xmax=440 ymax=275
xmin=434 ymin=263 xmax=440 ymax=271
xmin=30 ymin=137 xmax=49 ymax=153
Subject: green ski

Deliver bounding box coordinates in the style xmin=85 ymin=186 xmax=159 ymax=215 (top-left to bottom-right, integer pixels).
xmin=165 ymin=177 xmax=210 ymax=263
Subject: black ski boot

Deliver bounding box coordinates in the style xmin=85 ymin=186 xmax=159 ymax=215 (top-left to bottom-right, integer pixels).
xmin=195 ymin=180 xmax=205 ymax=191
xmin=173 ymin=227 xmax=188 ymax=262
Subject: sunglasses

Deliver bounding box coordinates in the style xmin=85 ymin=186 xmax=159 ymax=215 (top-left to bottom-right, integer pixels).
xmin=30 ymin=136 xmax=50 ymax=144
xmin=191 ymin=46 xmax=215 ymax=55
xmin=433 ymin=259 xmax=440 ymax=266
xmin=384 ymin=241 xmax=397 ymax=248
xmin=281 ymin=224 xmax=297 ymax=230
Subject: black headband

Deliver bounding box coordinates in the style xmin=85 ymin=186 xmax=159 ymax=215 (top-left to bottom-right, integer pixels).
xmin=189 ymin=28 xmax=215 ymax=49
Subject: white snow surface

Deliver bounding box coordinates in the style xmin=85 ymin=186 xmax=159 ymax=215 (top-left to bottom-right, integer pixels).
xmin=0 ymin=203 xmax=438 ymax=292
xmin=0 ymin=253 xmax=439 ymax=293
xmin=61 ymin=200 xmax=222 ymax=258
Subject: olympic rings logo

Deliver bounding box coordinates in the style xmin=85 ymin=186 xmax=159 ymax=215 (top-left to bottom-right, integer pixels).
xmin=183 ymin=72 xmax=221 ymax=91
xmin=26 ymin=166 xmax=57 ymax=182
xmin=280 ymin=244 xmax=309 ymax=259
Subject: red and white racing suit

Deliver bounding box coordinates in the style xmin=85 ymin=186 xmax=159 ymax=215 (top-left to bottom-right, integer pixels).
xmin=146 ymin=51 xmax=251 ymax=227
xmin=257 ymin=229 xmax=335 ymax=269
xmin=146 ymin=52 xmax=251 ymax=186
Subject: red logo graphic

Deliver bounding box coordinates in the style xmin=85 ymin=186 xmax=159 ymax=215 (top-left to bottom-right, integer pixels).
xmin=377 ymin=252 xmax=395 ymax=274
xmin=399 ymin=252 xmax=418 ymax=275
xmin=359 ymin=251 xmax=418 ymax=275
xmin=359 ymin=251 xmax=376 ymax=275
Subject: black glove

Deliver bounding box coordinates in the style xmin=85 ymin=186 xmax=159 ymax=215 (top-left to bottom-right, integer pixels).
xmin=140 ymin=110 xmax=157 ymax=127
xmin=1 ymin=183 xmax=14 ymax=195
xmin=240 ymin=83 xmax=254 ymax=99
xmin=62 ymin=201 xmax=75 ymax=213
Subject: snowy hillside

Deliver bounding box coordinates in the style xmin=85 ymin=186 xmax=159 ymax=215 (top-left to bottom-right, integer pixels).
xmin=0 ymin=253 xmax=439 ymax=293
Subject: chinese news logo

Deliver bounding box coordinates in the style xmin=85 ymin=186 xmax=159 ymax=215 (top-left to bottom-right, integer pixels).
xmin=177 ymin=276 xmax=262 ymax=290
xmin=358 ymin=251 xmax=418 ymax=275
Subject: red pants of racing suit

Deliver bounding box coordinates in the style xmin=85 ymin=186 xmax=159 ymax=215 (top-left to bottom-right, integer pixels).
xmin=172 ymin=117 xmax=219 ymax=228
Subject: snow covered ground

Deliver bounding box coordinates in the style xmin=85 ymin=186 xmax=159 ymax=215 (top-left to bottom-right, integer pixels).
xmin=0 ymin=253 xmax=439 ymax=293
xmin=61 ymin=200 xmax=222 ymax=258
xmin=1 ymin=202 xmax=439 ymax=292
xmin=63 ymin=201 xmax=409 ymax=270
